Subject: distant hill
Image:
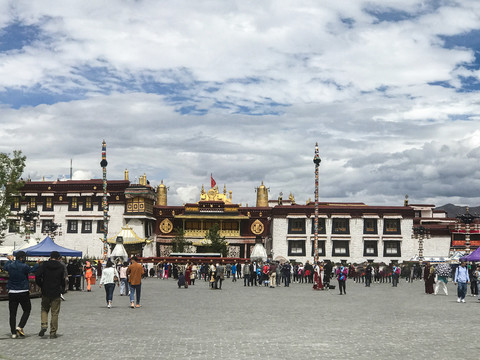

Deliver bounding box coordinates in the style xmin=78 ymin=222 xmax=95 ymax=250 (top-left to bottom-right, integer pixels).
xmin=435 ymin=204 xmax=480 ymax=218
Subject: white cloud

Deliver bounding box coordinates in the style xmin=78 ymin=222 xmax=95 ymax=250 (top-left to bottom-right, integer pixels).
xmin=1 ymin=1 xmax=480 ymax=208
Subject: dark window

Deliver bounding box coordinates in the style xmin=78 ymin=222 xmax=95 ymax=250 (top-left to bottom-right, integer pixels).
xmin=204 ymin=221 xmax=219 ymax=231
xmin=185 ymin=221 xmax=201 ymax=230
xmin=42 ymin=220 xmax=53 ymax=233
xmin=43 ymin=197 xmax=54 ymax=211
xmin=332 ymin=240 xmax=350 ymax=256
xmin=332 ymin=219 xmax=350 ymax=234
xmin=28 ymin=197 xmax=37 ymax=210
xmin=311 ymin=240 xmax=326 ymax=256
xmin=363 ymin=241 xmax=378 ymax=257
xmin=363 ymin=219 xmax=377 ymax=234
xmin=82 ymin=220 xmax=92 ymax=233
xmin=83 ymin=197 xmax=93 ymax=211
xmin=8 ymin=220 xmax=19 ymax=233
xmin=97 ymin=220 xmax=104 ymax=233
xmin=288 ymin=218 xmax=305 ymax=234
xmin=384 ymin=219 xmax=401 ymax=234
xmin=10 ymin=197 xmax=20 ymax=211
xmin=288 ymin=240 xmax=306 ymax=256
xmin=453 ymin=233 xmax=465 ymax=241
xmin=311 ymin=218 xmax=326 ymax=234
xmin=383 ymin=241 xmax=401 ymax=257
xmin=222 ymin=221 xmax=239 ymax=231
xmin=67 ymin=220 xmax=78 ymax=233
xmin=145 ymin=222 xmax=152 ymax=237
xmin=69 ymin=197 xmax=79 ymax=211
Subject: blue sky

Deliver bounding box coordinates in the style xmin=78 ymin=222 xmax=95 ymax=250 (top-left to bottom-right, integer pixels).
xmin=1 ymin=0 xmax=480 ymax=207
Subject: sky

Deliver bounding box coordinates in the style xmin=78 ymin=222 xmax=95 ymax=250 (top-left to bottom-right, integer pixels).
xmin=1 ymin=0 xmax=480 ymax=208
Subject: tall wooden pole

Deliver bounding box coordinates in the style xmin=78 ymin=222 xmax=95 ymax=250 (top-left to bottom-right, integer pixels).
xmin=100 ymin=140 xmax=109 ymax=260
xmin=313 ymin=143 xmax=321 ymax=264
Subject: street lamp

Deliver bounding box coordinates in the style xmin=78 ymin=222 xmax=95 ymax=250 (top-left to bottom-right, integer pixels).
xmin=44 ymin=222 xmax=61 ymax=240
xmin=313 ymin=142 xmax=321 ymax=265
xmin=21 ymin=208 xmax=38 ymax=241
xmin=456 ymin=207 xmax=479 ymax=255
xmin=412 ymin=225 xmax=429 ymax=264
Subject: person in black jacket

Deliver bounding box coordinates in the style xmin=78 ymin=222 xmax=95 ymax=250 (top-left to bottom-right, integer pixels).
xmin=4 ymin=251 xmax=39 ymax=338
xmin=35 ymin=251 xmax=65 ymax=339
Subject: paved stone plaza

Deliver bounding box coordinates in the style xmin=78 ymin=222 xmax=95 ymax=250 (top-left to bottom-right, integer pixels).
xmin=0 ymin=277 xmax=478 ymax=359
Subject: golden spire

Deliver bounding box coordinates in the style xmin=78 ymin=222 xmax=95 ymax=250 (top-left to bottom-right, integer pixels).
xmin=157 ymin=180 xmax=167 ymax=206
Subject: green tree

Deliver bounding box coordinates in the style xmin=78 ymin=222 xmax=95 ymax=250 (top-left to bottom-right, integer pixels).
xmin=0 ymin=151 xmax=26 ymax=241
xmin=205 ymin=223 xmax=228 ymax=257
xmin=172 ymin=227 xmax=191 ymax=253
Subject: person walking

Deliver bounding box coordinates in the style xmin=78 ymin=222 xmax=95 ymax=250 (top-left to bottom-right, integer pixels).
xmin=336 ymin=265 xmax=348 ymax=295
xmin=119 ymin=262 xmax=129 ymax=296
xmin=434 ymin=263 xmax=451 ymax=296
xmin=99 ymin=260 xmax=119 ymax=308
xmin=84 ymin=261 xmax=94 ymax=292
xmin=4 ymin=252 xmax=39 ymax=338
xmin=215 ymin=263 xmax=225 ymax=290
xmin=454 ymin=261 xmax=470 ymax=303
xmin=35 ymin=251 xmax=66 ymax=339
xmin=424 ymin=263 xmax=435 ymax=294
xmin=127 ymin=256 xmax=144 ymax=308
xmin=243 ymin=262 xmax=250 ymax=286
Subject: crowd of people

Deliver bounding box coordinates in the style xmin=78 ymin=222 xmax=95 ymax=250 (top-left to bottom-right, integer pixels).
xmin=3 ymin=252 xmax=480 ymax=341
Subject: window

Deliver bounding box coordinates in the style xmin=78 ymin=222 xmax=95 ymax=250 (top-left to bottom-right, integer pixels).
xmin=311 ymin=240 xmax=326 ymax=256
xmin=145 ymin=222 xmax=153 ymax=237
xmin=332 ymin=218 xmax=349 ymax=234
xmin=311 ymin=218 xmax=326 ymax=234
xmin=384 ymin=219 xmax=401 ymax=234
xmin=363 ymin=219 xmax=377 ymax=234
xmin=69 ymin=197 xmax=79 ymax=211
xmin=84 ymin=197 xmax=93 ymax=211
xmin=383 ymin=241 xmax=401 ymax=257
xmin=8 ymin=220 xmax=19 ymax=233
xmin=126 ymin=197 xmax=144 ymax=213
xmin=288 ymin=218 xmax=305 ymax=234
xmin=222 ymin=221 xmax=239 ymax=231
xmin=28 ymin=197 xmax=37 ymax=210
xmin=332 ymin=240 xmax=350 ymax=256
xmin=288 ymin=240 xmax=306 ymax=256
xmin=10 ymin=197 xmax=20 ymax=211
xmin=42 ymin=220 xmax=53 ymax=233
xmin=43 ymin=197 xmax=54 ymax=211
xmin=204 ymin=221 xmax=219 ymax=230
xmin=363 ymin=241 xmax=378 ymax=257
xmin=67 ymin=220 xmax=78 ymax=233
xmin=97 ymin=220 xmax=105 ymax=233
xmin=82 ymin=220 xmax=92 ymax=233
xmin=185 ymin=221 xmax=201 ymax=230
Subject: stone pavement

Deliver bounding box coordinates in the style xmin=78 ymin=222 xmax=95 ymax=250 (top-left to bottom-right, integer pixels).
xmin=0 ymin=277 xmax=478 ymax=360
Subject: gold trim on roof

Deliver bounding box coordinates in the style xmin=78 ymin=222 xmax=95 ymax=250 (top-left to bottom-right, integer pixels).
xmin=107 ymin=226 xmax=147 ymax=244
xmin=175 ymin=214 xmax=249 ymax=220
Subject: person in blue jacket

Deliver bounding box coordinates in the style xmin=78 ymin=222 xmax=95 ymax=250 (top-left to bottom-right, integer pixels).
xmin=4 ymin=251 xmax=39 ymax=338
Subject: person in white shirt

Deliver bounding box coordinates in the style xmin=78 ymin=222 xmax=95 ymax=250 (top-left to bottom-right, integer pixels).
xmin=99 ymin=260 xmax=119 ymax=308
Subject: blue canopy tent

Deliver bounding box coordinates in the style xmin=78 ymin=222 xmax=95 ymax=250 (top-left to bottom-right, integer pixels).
xmin=460 ymin=247 xmax=480 ymax=262
xmin=13 ymin=236 xmax=82 ymax=257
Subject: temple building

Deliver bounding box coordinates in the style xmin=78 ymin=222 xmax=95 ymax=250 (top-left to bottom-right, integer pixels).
xmin=2 ymin=170 xmax=474 ymax=263
xmin=154 ymin=182 xmax=271 ymax=258
xmin=4 ymin=171 xmax=156 ymax=258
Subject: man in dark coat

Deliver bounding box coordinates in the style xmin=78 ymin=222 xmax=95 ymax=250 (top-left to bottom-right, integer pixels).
xmin=4 ymin=251 xmax=39 ymax=338
xmin=35 ymin=251 xmax=65 ymax=339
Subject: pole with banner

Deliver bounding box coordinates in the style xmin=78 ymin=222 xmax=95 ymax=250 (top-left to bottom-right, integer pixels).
xmin=100 ymin=140 xmax=109 ymax=260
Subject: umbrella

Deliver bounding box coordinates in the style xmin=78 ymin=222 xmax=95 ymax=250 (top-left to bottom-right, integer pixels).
xmin=435 ymin=263 xmax=451 ymax=277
